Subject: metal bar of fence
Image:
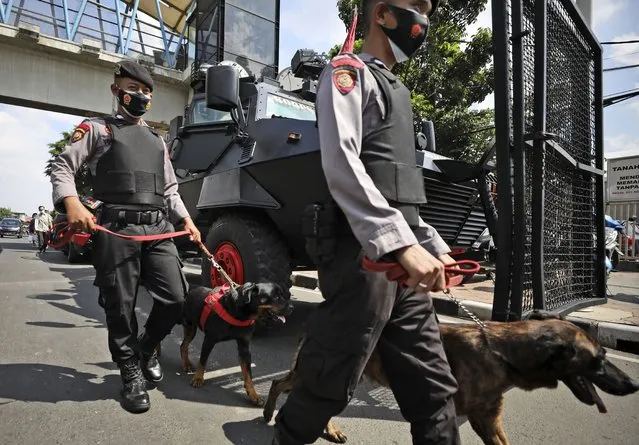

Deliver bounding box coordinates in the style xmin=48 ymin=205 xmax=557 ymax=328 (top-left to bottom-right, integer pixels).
xmin=510 ymin=0 xmax=526 ymax=320
xmin=168 ymin=5 xmax=194 ymax=68
xmin=123 ymin=0 xmax=140 ymax=54
xmin=491 ymin=0 xmax=514 ymax=321
xmin=114 ymin=0 xmax=125 ymax=53
xmin=69 ymin=0 xmax=89 ymax=40
xmin=153 ymin=0 xmax=171 ymax=67
xmin=531 ymin=0 xmax=548 ymax=310
xmin=593 ymin=40 xmax=607 ymax=296
xmin=61 ymin=0 xmax=72 ymax=39
xmin=14 ymin=7 xmax=171 ymax=57
xmin=0 ymin=0 xmax=15 ymax=24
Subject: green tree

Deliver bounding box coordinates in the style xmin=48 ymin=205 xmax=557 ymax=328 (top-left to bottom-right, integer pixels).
xmin=0 ymin=207 xmax=13 ymax=219
xmin=44 ymin=130 xmax=93 ymax=196
xmin=332 ymin=0 xmax=495 ymax=162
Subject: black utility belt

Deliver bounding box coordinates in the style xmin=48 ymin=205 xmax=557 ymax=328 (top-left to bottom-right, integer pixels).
xmin=99 ymin=207 xmax=165 ymax=225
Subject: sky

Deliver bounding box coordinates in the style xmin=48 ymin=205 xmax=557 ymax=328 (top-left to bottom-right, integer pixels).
xmin=0 ymin=0 xmax=638 ymax=214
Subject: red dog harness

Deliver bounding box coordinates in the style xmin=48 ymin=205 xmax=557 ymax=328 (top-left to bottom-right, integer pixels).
xmin=199 ymin=284 xmax=255 ymax=330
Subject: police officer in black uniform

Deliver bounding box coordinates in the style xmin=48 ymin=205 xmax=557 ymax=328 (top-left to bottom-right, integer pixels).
xmin=273 ymin=1 xmax=461 ymax=444
xmin=50 ymin=60 xmax=201 ymax=413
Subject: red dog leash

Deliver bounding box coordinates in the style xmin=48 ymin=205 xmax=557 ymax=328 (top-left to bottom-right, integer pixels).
xmin=49 ymin=220 xmax=238 ymax=288
xmin=362 ymin=257 xmax=480 ymax=289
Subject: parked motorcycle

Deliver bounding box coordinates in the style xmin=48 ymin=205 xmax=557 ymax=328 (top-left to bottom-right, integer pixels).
xmin=604 ymin=215 xmax=625 ymax=274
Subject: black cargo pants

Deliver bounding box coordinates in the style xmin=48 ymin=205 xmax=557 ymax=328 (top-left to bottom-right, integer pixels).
xmin=274 ymin=236 xmax=460 ymax=445
xmin=92 ymin=211 xmax=188 ymax=364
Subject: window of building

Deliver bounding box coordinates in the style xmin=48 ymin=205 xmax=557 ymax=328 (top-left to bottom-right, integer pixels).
xmin=227 ymin=0 xmax=277 ymax=21
xmin=224 ymin=4 xmax=276 ymax=66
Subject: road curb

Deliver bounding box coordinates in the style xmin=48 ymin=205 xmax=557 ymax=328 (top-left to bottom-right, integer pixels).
xmin=430 ymin=296 xmax=639 ymax=350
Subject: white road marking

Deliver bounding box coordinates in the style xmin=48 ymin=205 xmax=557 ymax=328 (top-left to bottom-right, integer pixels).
xmin=608 ymin=353 xmax=639 ymax=364
xmin=220 ymin=369 xmax=289 ymax=390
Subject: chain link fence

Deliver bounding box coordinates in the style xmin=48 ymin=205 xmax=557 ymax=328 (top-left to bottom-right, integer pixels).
xmin=492 ymin=0 xmax=606 ymax=321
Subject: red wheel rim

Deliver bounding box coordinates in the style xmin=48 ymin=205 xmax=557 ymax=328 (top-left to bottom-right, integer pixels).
xmin=210 ymin=242 xmax=244 ymax=287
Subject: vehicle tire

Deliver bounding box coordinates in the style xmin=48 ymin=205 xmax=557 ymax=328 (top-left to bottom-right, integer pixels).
xmin=67 ymin=243 xmax=82 ymax=264
xmin=201 ymin=214 xmax=292 ymax=291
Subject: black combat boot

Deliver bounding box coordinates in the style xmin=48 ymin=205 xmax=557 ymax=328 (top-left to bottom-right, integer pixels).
xmin=118 ymin=357 xmax=150 ymax=413
xmin=138 ymin=333 xmax=163 ymax=383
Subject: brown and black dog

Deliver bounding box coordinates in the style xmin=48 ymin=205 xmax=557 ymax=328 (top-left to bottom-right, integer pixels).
xmin=180 ymin=282 xmax=293 ymax=406
xmin=263 ymin=311 xmax=639 ymax=445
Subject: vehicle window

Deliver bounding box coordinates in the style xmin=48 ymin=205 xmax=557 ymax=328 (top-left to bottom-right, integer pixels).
xmin=190 ymin=100 xmax=231 ymax=124
xmin=265 ymin=93 xmax=316 ymax=121
xmin=1 ymin=219 xmax=19 ymax=226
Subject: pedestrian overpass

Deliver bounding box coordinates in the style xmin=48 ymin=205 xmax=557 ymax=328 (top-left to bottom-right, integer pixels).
xmin=0 ymin=0 xmax=196 ymax=128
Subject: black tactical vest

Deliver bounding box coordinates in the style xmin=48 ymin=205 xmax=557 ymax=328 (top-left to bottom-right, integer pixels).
xmin=360 ymin=60 xmax=427 ymax=227
xmin=93 ymin=117 xmax=166 ymax=207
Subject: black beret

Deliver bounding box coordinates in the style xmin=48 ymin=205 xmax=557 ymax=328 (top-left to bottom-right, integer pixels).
xmin=114 ymin=60 xmax=154 ymax=92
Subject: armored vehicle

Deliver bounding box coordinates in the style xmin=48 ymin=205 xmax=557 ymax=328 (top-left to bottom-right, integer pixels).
xmin=167 ymin=49 xmax=497 ymax=291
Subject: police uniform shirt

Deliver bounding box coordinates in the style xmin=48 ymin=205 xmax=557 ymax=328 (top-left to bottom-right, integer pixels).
xmin=50 ymin=115 xmax=189 ymax=223
xmin=316 ymin=52 xmax=450 ymax=261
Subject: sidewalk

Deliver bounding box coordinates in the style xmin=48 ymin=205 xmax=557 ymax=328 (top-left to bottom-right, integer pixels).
xmin=290 ymin=270 xmax=639 ymax=351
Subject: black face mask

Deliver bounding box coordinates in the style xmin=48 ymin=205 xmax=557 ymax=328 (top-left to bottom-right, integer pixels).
xmin=118 ymin=89 xmax=152 ymax=118
xmin=380 ymin=4 xmax=430 ymax=63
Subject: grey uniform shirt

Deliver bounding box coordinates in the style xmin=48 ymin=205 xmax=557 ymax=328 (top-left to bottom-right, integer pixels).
xmin=316 ymin=52 xmax=450 ymax=261
xmin=50 ymin=114 xmax=190 ymax=224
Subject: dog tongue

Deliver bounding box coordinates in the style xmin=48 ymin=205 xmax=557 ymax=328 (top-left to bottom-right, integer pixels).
xmin=586 ymin=381 xmax=607 ymax=413
xmin=277 ymin=316 xmax=286 ymax=324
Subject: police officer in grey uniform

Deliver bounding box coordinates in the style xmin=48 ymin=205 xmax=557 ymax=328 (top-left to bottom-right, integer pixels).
xmin=273 ymin=1 xmax=461 ymax=444
xmin=50 ymin=60 xmax=201 ymax=414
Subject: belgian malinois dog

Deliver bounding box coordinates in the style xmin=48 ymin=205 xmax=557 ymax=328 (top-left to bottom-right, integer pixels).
xmin=263 ymin=311 xmax=639 ymax=445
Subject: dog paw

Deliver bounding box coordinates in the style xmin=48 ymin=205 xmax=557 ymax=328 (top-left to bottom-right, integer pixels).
xmin=263 ymin=405 xmax=274 ymax=423
xmin=248 ymin=393 xmax=264 ymax=407
xmin=326 ymin=424 xmax=347 ymax=443
xmin=190 ymin=376 xmax=204 ymax=388
xmin=183 ymin=362 xmax=194 ymax=373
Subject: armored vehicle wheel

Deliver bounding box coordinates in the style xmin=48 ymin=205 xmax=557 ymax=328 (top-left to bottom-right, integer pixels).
xmin=201 ymin=214 xmax=292 ymax=292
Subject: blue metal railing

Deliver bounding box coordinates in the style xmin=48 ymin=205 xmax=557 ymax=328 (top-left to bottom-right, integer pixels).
xmin=0 ymin=0 xmax=194 ymax=70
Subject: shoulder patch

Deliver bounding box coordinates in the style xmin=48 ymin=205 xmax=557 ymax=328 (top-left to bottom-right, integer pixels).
xmin=330 ymin=53 xmax=364 ymax=70
xmin=70 ymin=122 xmax=91 ymax=143
xmin=332 ymin=68 xmax=357 ymax=95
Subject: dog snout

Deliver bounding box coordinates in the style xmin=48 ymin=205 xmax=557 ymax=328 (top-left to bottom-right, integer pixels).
xmin=592 ymin=359 xmax=639 ymax=396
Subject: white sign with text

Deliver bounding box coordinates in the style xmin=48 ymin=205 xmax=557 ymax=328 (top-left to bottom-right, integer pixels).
xmin=607 ymin=155 xmax=639 ymax=202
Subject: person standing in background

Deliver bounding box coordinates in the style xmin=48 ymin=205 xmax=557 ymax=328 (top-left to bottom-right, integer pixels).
xmin=35 ymin=206 xmax=53 ymax=254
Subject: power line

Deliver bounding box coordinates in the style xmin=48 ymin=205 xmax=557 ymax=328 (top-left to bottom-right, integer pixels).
xmin=604 ymin=50 xmax=639 ymax=60
xmin=603 ymin=63 xmax=639 ymax=72
xmin=603 ymin=90 xmax=639 ymax=107
xmin=600 ymin=39 xmax=639 ymax=45
xmin=604 ymin=88 xmax=639 ymax=99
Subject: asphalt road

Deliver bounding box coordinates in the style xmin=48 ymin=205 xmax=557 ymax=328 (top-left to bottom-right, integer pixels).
xmin=1 ymin=237 xmax=638 ymax=445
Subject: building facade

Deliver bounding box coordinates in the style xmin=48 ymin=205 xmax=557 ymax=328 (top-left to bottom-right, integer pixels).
xmin=192 ymin=0 xmax=280 ymax=79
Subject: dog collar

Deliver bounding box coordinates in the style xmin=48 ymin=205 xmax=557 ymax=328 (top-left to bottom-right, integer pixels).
xmin=200 ymin=285 xmax=256 ymax=329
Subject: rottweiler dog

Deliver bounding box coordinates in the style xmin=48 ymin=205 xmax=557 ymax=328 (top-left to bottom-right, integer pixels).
xmin=263 ymin=310 xmax=639 ymax=445
xmin=180 ymin=282 xmax=293 ymax=407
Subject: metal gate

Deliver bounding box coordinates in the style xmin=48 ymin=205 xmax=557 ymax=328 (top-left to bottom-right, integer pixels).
xmin=491 ymin=0 xmax=606 ymax=321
